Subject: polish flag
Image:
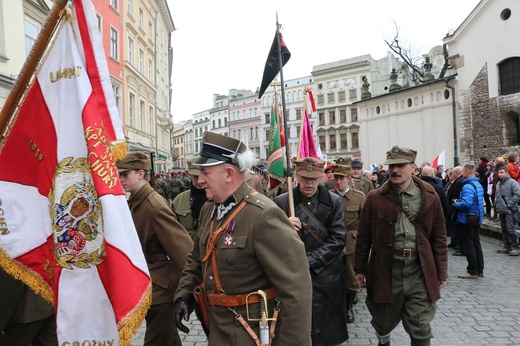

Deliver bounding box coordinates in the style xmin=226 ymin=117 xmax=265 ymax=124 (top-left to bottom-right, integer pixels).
xmin=432 ymin=150 xmax=446 ymax=169
xmin=0 ymin=1 xmax=150 ymax=345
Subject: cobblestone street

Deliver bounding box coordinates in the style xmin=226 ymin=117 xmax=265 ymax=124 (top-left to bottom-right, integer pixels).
xmin=132 ymin=221 xmax=520 ymax=345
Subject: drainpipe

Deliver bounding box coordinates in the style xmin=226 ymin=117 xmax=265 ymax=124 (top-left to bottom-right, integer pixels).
xmin=445 ymin=76 xmax=459 ymax=166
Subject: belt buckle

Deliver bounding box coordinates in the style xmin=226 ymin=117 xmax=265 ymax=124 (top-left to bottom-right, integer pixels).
xmin=402 ymin=249 xmax=412 ymax=259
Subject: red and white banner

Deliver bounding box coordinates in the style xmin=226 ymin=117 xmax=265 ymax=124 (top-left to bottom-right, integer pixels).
xmin=432 ymin=150 xmax=446 ymax=169
xmin=0 ymin=1 xmax=150 ymax=345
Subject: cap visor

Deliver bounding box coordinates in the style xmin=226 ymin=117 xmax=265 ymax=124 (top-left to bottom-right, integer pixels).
xmin=383 ymin=159 xmax=413 ymax=165
xmin=193 ymin=155 xmax=225 ymax=167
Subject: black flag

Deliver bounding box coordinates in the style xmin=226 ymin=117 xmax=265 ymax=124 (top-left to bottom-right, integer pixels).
xmin=258 ymin=32 xmax=291 ymax=98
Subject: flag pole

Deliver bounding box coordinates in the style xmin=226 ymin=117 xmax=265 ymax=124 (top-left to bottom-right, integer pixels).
xmin=275 ymin=14 xmax=295 ymax=217
xmin=0 ymin=0 xmax=69 ymax=137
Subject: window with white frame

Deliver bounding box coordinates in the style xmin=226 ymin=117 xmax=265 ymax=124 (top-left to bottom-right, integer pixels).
xmin=138 ymin=48 xmax=144 ymax=73
xmin=110 ymin=0 xmax=118 ymax=11
xmin=24 ymin=19 xmax=39 ymax=57
xmin=129 ymin=93 xmax=135 ymax=126
xmin=127 ymin=37 xmax=133 ymax=64
xmin=140 ymin=100 xmax=145 ymax=131
xmin=110 ymin=27 xmax=118 ymax=60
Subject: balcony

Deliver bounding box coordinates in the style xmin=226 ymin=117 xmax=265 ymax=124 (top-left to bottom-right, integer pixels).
xmin=157 ymin=112 xmax=173 ymax=130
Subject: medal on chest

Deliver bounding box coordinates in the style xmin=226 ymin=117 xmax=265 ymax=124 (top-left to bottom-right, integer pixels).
xmin=224 ymin=220 xmax=236 ymax=246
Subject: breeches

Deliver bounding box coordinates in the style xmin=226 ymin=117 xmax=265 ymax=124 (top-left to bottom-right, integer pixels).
xmin=366 ymin=258 xmax=436 ymax=341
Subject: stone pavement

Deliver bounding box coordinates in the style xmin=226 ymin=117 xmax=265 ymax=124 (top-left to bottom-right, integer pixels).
xmin=132 ymin=219 xmax=520 ymax=345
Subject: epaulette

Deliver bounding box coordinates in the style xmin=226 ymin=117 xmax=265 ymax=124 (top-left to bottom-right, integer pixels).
xmin=352 ymin=189 xmax=366 ymax=197
xmin=147 ymin=192 xmax=164 ymax=208
xmin=243 ymin=192 xmax=268 ymax=210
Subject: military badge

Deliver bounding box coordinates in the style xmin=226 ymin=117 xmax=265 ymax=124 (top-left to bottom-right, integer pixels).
xmin=224 ymin=220 xmax=236 ymax=246
xmin=306 ymin=158 xmax=315 ymax=172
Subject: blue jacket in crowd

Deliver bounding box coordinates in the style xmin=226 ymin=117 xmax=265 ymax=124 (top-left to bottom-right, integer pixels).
xmin=454 ymin=176 xmax=485 ymax=225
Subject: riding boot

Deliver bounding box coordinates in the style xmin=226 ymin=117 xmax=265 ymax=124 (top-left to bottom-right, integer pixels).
xmin=346 ymin=293 xmax=355 ymax=323
xmin=411 ymin=338 xmax=430 ymax=346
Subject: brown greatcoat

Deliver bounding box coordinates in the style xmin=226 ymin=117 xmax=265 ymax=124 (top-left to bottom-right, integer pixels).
xmin=129 ymin=184 xmax=193 ymax=305
xmin=175 ymin=182 xmax=312 ymax=346
xmin=354 ymin=177 xmax=448 ymax=303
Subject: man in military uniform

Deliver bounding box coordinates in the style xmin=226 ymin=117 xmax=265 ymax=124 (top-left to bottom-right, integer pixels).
xmin=354 ymin=146 xmax=448 ymax=346
xmin=117 ymin=152 xmax=194 ymax=346
xmin=350 ymin=158 xmax=375 ymax=196
xmin=275 ymin=157 xmax=348 ymax=346
xmin=174 ymin=132 xmax=312 ymax=346
xmin=171 ymin=161 xmax=207 ymax=242
xmin=331 ymin=161 xmax=366 ymax=324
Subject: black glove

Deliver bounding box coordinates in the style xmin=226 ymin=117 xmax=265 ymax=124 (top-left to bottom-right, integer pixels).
xmin=174 ymin=296 xmax=195 ymax=334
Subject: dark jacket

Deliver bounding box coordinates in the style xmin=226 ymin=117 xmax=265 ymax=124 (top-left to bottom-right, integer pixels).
xmin=495 ymin=176 xmax=520 ymax=215
xmin=354 ymin=177 xmax=448 ymax=303
xmin=421 ymin=176 xmax=450 ymax=224
xmin=275 ymin=185 xmax=348 ymax=346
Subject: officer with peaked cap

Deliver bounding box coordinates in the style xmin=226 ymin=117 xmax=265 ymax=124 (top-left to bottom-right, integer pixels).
xmin=174 ymin=132 xmax=312 ymax=345
xmin=349 ymin=157 xmax=374 ymax=196
xmin=274 ymin=157 xmax=348 ymax=345
xmin=116 ymin=151 xmax=194 ymax=346
xmin=331 ymin=161 xmax=366 ymax=324
xmin=354 ymin=145 xmax=447 ymax=346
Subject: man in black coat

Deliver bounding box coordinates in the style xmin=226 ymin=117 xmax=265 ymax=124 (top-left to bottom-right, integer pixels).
xmin=421 ymin=167 xmax=450 ymax=221
xmin=446 ymin=166 xmax=465 ymax=254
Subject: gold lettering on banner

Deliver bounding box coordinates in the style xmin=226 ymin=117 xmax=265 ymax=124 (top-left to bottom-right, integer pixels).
xmin=28 ymin=139 xmax=44 ymax=161
xmin=60 ymin=339 xmax=114 ymax=346
xmin=0 ymin=198 xmax=8 ymax=235
xmin=50 ymin=66 xmax=82 ymax=83
xmin=85 ymin=121 xmax=118 ymax=189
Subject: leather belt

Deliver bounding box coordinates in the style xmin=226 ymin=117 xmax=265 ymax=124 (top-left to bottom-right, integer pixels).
xmin=145 ymin=253 xmax=170 ymax=263
xmin=206 ymin=287 xmax=277 ymax=307
xmin=346 ymin=223 xmax=359 ymax=231
xmin=393 ymin=248 xmax=417 ymax=259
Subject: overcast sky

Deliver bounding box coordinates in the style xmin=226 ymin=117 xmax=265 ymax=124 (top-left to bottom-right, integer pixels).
xmin=166 ymin=0 xmax=481 ymax=122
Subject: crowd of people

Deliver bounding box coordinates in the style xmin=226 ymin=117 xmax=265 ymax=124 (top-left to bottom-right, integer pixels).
xmin=9 ymin=131 xmax=520 ymax=346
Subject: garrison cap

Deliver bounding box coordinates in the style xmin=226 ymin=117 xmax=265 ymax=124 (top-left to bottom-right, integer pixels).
xmin=187 ymin=159 xmax=200 ymax=176
xmin=332 ymin=162 xmax=351 ymax=177
xmin=383 ymin=145 xmax=417 ymax=165
xmin=116 ymin=151 xmax=149 ymax=172
xmin=294 ymin=157 xmax=325 ymax=179
xmin=193 ymin=131 xmax=247 ymax=167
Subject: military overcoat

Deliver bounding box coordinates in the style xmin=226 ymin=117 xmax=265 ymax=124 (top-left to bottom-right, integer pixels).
xmin=354 ymin=177 xmax=448 ymax=303
xmin=129 ymin=184 xmax=193 ymax=305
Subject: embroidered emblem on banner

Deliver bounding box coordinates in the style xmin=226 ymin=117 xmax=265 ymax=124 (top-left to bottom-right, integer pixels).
xmin=50 ymin=157 xmax=106 ymax=269
xmin=224 ymin=220 xmax=236 ymax=246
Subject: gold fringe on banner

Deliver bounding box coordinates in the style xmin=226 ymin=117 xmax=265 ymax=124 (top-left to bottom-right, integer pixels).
xmin=0 ymin=248 xmax=54 ymax=304
xmin=117 ymin=283 xmax=152 ymax=346
xmin=112 ymin=140 xmax=128 ymax=161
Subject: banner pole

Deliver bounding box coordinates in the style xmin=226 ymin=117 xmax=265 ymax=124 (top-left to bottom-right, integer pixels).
xmin=0 ymin=0 xmax=69 ymax=137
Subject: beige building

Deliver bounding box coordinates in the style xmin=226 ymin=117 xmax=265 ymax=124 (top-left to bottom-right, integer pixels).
xmin=172 ymin=121 xmax=186 ymax=169
xmin=123 ymin=0 xmax=174 ymax=172
xmin=0 ymin=0 xmax=52 ymax=108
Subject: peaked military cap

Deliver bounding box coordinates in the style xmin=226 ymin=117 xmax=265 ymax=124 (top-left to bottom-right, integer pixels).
xmin=332 ymin=162 xmax=351 ymax=177
xmin=193 ymin=131 xmax=247 ymax=167
xmin=383 ymin=145 xmax=417 ymax=165
xmin=187 ymin=159 xmax=200 ymax=176
xmin=294 ymin=157 xmax=325 ymax=179
xmin=350 ymin=158 xmax=363 ymax=168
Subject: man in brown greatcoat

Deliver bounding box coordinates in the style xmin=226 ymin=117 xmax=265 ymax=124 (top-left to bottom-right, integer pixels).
xmin=117 ymin=152 xmax=193 ymax=346
xmin=174 ymin=132 xmax=312 ymax=346
xmin=354 ymin=146 xmax=447 ymax=346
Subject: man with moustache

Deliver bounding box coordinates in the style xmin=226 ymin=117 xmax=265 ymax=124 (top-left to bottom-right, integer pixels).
xmin=275 ymin=157 xmax=348 ymax=346
xmin=354 ymin=146 xmax=448 ymax=346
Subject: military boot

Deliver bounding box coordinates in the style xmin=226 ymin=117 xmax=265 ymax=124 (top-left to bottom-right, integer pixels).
xmin=411 ymin=339 xmax=430 ymax=346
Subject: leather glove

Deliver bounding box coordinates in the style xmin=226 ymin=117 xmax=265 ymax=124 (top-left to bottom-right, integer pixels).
xmin=174 ymin=296 xmax=195 ymax=334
